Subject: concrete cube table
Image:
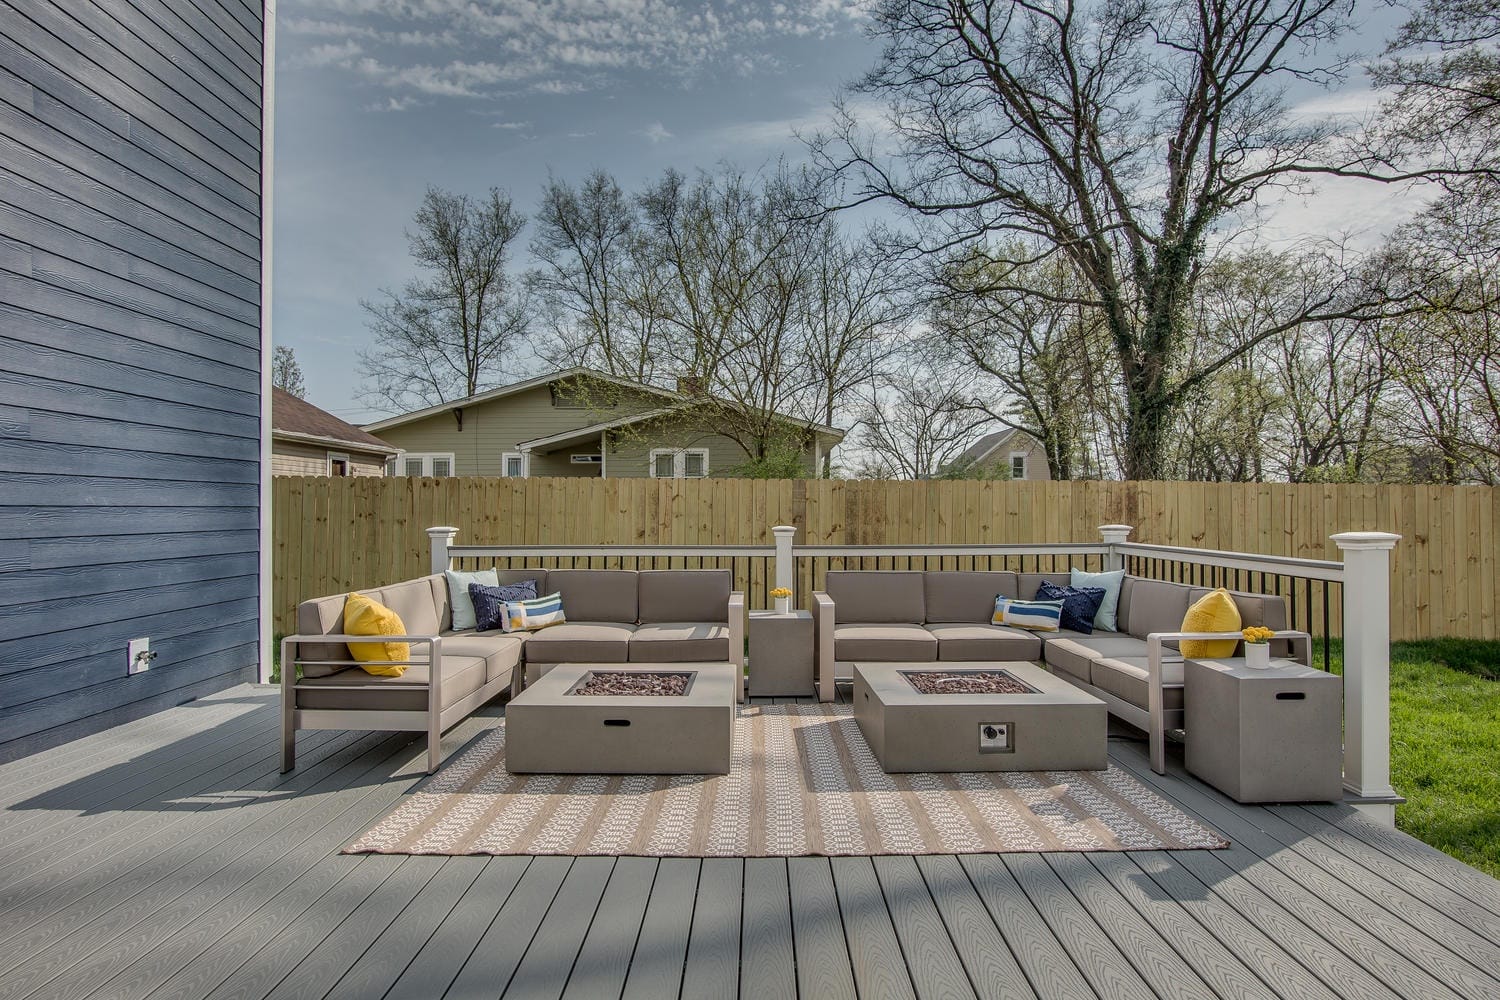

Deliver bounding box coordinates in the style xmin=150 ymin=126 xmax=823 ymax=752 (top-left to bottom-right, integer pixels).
xmin=1185 ymin=657 xmax=1343 ymax=803
xmin=748 ymin=609 xmax=815 ymax=697
xmin=853 ymin=661 xmax=1107 ymax=772
xmin=505 ymin=663 xmax=735 ymax=774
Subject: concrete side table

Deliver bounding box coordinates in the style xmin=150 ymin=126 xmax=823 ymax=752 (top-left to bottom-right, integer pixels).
xmin=748 ymin=610 xmax=815 ymax=698
xmin=1185 ymin=657 xmax=1343 ymax=803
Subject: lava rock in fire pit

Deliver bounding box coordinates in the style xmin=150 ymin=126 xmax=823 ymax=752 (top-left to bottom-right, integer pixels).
xmin=903 ymin=671 xmax=1035 ymax=695
xmin=572 ymin=671 xmax=692 ymax=696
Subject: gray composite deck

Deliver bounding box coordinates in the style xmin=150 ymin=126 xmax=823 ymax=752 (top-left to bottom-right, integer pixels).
xmin=1 ymin=684 xmax=1498 ymax=1000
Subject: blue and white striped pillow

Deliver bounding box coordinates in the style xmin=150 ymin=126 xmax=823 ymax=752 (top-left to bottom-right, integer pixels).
xmin=502 ymin=591 xmax=567 ymax=633
xmin=992 ymin=596 xmax=1065 ymax=632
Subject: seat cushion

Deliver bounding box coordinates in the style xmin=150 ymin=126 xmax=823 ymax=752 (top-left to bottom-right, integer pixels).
xmin=824 ymin=572 xmax=926 ymax=624
xmin=638 ymin=570 xmax=730 ymax=624
xmin=924 ymin=623 xmax=1041 ymax=661
xmin=439 ymin=632 xmax=525 ymax=685
xmin=521 ymin=621 xmax=635 ymax=663
xmin=923 ymin=572 xmax=1019 ymax=623
xmin=834 ymin=623 xmax=938 ymax=661
xmin=1089 ymin=656 xmax=1185 ymax=711
xmin=547 ymin=570 xmax=638 ymax=623
xmin=295 ymin=654 xmax=489 ymax=712
xmin=629 ymin=623 xmax=731 ymax=662
xmin=1042 ymin=633 xmax=1145 ymax=683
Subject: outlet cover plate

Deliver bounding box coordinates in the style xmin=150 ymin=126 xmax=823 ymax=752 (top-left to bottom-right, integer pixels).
xmin=128 ymin=637 xmax=151 ymax=674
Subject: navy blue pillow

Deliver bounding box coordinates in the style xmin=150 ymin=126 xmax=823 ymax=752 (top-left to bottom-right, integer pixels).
xmin=469 ymin=580 xmax=538 ymax=632
xmin=1033 ymin=581 xmax=1107 ymax=634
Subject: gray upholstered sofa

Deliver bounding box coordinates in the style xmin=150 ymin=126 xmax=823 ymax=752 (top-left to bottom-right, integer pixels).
xmin=813 ymin=570 xmax=1309 ymax=771
xmin=282 ymin=568 xmax=744 ymax=772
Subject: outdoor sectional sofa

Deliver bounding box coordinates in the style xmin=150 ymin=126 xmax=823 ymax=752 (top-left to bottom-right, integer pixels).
xmin=282 ymin=568 xmax=744 ymax=772
xmin=813 ymin=570 xmax=1310 ymax=771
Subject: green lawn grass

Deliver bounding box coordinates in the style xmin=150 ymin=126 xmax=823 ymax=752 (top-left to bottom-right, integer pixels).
xmin=1322 ymin=638 xmax=1500 ymax=878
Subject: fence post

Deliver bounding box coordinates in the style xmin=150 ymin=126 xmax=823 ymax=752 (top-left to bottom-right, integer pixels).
xmin=428 ymin=526 xmax=459 ymax=575
xmin=1331 ymin=531 xmax=1402 ymax=826
xmin=1098 ymin=524 xmax=1133 ymax=571
xmin=772 ymin=525 xmax=797 ymax=597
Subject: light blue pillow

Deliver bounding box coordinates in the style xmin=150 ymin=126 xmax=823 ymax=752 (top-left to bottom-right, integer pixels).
xmin=444 ymin=568 xmax=499 ymax=631
xmin=1072 ymin=568 xmax=1125 ymax=632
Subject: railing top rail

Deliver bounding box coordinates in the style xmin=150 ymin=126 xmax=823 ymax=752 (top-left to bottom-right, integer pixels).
xmin=792 ymin=543 xmax=1110 ymax=558
xmin=448 ymin=544 xmax=777 ymax=558
xmin=1117 ymin=542 xmax=1344 ymax=582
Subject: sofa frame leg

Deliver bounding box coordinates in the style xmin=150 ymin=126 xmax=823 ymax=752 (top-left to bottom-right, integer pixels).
xmin=427 ymin=717 xmax=442 ymax=774
xmin=281 ymin=708 xmax=296 ymax=773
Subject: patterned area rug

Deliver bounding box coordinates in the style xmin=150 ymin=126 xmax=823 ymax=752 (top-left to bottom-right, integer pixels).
xmin=345 ymin=705 xmax=1227 ymax=856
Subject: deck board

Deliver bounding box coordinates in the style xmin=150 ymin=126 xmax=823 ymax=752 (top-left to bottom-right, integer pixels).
xmin=0 ymin=684 xmax=1494 ymax=1000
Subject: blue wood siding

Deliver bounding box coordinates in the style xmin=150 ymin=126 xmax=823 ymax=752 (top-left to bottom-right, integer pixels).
xmin=0 ymin=0 xmax=264 ymax=761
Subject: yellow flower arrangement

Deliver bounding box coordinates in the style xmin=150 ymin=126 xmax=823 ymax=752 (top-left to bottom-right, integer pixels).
xmin=770 ymin=587 xmax=793 ymax=599
xmin=1242 ymin=626 xmax=1276 ymax=645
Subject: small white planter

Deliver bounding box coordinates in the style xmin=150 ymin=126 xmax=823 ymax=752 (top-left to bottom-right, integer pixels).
xmin=775 ymin=596 xmax=791 ymax=615
xmin=1244 ymin=643 xmax=1271 ymax=670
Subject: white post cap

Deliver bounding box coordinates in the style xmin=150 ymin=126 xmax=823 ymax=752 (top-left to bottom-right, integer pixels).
xmin=1098 ymin=524 xmax=1133 ymax=540
xmin=426 ymin=525 xmax=460 ymax=538
xmin=772 ymin=525 xmax=797 ymax=537
xmin=1331 ymin=531 xmax=1401 ymax=551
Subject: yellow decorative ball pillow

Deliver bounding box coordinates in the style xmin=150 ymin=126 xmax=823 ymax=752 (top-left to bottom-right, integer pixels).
xmin=344 ymin=592 xmax=409 ymax=676
xmin=1179 ymin=588 xmax=1242 ymax=659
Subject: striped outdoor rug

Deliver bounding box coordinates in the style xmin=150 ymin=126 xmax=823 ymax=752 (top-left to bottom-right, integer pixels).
xmin=345 ymin=705 xmax=1227 ymax=856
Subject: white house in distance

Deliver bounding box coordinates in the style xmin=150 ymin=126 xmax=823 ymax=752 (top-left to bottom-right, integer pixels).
xmin=271 ymin=388 xmax=398 ymax=477
xmin=942 ymin=427 xmax=1052 ymax=480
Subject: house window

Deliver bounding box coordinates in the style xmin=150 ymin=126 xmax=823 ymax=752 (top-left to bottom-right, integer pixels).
xmin=327 ymin=452 xmax=350 ymax=477
xmin=502 ymin=452 xmax=527 ymax=478
xmin=1010 ymin=452 xmax=1026 ymax=479
xmin=650 ymin=448 xmax=709 ymax=479
xmin=398 ymin=453 xmax=456 ymax=477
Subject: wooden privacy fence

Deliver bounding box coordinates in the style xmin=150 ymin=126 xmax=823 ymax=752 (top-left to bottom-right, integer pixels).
xmin=271 ymin=476 xmax=1498 ymax=642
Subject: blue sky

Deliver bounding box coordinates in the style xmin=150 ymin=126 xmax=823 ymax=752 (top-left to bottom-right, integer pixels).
xmin=271 ymin=0 xmax=1419 ymax=426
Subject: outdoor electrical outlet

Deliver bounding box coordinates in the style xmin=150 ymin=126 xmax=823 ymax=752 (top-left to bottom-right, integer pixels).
xmin=128 ymin=637 xmax=155 ymax=675
xmin=978 ymin=722 xmax=1012 ymax=753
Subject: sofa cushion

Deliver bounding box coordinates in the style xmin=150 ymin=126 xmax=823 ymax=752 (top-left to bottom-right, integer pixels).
xmin=824 ymin=571 xmax=926 ymax=624
xmin=629 ymin=623 xmax=731 ymax=662
xmin=1017 ymin=572 xmax=1072 ymax=600
xmin=500 ymin=591 xmax=567 ymax=633
xmin=343 ymin=593 xmax=409 ymax=675
xmin=296 ymin=594 xmax=350 ymax=676
xmin=638 ymin=570 xmax=730 ymax=624
xmin=444 ymin=568 xmax=498 ymax=631
xmin=1089 ymin=655 xmax=1185 ymax=711
xmin=993 ymin=597 xmax=1064 ymax=632
xmin=1119 ymin=578 xmax=1191 ymax=639
xmin=923 ymin=572 xmax=1018 ymax=623
xmin=1179 ymin=588 xmax=1242 ymax=658
xmin=1042 ymin=633 xmax=1145 ymax=683
xmin=369 ymin=577 xmax=443 ymax=636
xmin=924 ymin=623 xmax=1042 ymax=661
xmin=1034 ymin=581 xmax=1107 ymax=634
xmin=521 ymin=621 xmax=635 ymax=663
xmin=1071 ymin=568 xmax=1126 ymax=631
xmin=834 ymin=623 xmax=938 ymax=661
xmin=438 ymin=633 xmax=525 ymax=684
xmin=295 ymin=654 xmax=489 ymax=712
xmin=470 ymin=580 xmax=539 ymax=631
xmin=547 ymin=570 xmax=638 ymax=623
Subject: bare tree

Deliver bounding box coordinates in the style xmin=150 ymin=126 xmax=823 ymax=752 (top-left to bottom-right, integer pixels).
xmin=272 ymin=345 xmax=306 ymax=398
xmin=854 ymin=357 xmax=993 ymax=479
xmin=815 ymin=0 xmax=1462 ymax=479
xmin=359 ymin=187 xmax=530 ymax=412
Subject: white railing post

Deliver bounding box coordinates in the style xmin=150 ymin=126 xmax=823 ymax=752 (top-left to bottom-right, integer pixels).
xmin=1331 ymin=531 xmax=1402 ymax=825
xmin=1098 ymin=524 xmax=1133 ymax=571
xmin=772 ymin=525 xmax=797 ymax=597
xmin=428 ymin=526 xmax=459 ymax=575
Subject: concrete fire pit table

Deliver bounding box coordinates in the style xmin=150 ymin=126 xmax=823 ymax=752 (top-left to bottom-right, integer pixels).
xmin=853 ymin=661 xmax=1107 ymax=772
xmin=505 ymin=663 xmax=735 ymax=774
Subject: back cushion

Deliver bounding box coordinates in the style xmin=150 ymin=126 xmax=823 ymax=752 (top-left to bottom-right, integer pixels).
xmin=295 ymin=594 xmax=349 ymax=676
xmin=1119 ymin=578 xmax=1191 ymax=638
xmin=1189 ymin=587 xmax=1289 ymax=632
xmin=638 ymin=569 xmax=731 ymax=624
xmin=1016 ymin=573 xmax=1072 ymax=600
xmin=923 ymin=572 xmax=1019 ymax=623
xmin=369 ymin=576 xmax=442 ymax=636
xmin=825 ymin=571 xmax=925 ymax=624
xmin=548 ymin=569 xmax=638 ymax=622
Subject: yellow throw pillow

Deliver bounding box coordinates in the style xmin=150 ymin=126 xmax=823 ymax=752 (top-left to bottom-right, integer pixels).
xmin=1179 ymin=588 xmax=1242 ymax=659
xmin=344 ymin=592 xmax=409 ymax=677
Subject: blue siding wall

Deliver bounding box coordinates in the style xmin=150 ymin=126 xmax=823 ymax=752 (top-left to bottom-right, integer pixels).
xmin=0 ymin=0 xmax=264 ymax=761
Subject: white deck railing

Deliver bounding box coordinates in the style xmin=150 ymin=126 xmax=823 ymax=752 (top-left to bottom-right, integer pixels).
xmin=429 ymin=522 xmax=1401 ymax=824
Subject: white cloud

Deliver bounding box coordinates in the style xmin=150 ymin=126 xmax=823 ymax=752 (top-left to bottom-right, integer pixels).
xmin=642 ymin=121 xmax=673 ymax=142
xmin=294 ymin=40 xmax=364 ymax=69
xmin=364 ymin=95 xmax=422 ymax=112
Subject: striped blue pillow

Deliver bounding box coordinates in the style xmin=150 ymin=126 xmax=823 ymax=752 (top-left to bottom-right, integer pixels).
xmin=502 ymin=591 xmax=567 ymax=633
xmin=992 ymin=596 xmax=1065 ymax=632
xmin=469 ymin=580 xmax=538 ymax=631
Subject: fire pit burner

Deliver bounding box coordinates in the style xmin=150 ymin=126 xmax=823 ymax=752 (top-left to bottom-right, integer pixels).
xmin=569 ymin=671 xmax=694 ymax=697
xmin=900 ymin=670 xmax=1039 ymax=696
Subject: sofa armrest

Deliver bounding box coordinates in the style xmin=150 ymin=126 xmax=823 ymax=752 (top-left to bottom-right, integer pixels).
xmin=813 ymin=592 xmax=835 ymax=703
xmin=727 ymin=591 xmax=745 ymax=703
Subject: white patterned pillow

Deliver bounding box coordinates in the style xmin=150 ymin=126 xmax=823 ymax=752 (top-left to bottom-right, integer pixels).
xmin=992 ymin=596 xmax=1064 ymax=632
xmin=502 ymin=592 xmax=567 ymax=633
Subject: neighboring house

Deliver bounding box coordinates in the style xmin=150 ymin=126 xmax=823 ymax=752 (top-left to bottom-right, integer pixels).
xmin=941 ymin=428 xmax=1053 ymax=480
xmin=0 ymin=4 xmax=270 ymax=760
xmin=272 ymin=388 xmax=396 ymax=477
xmin=363 ymin=368 xmax=845 ymax=479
